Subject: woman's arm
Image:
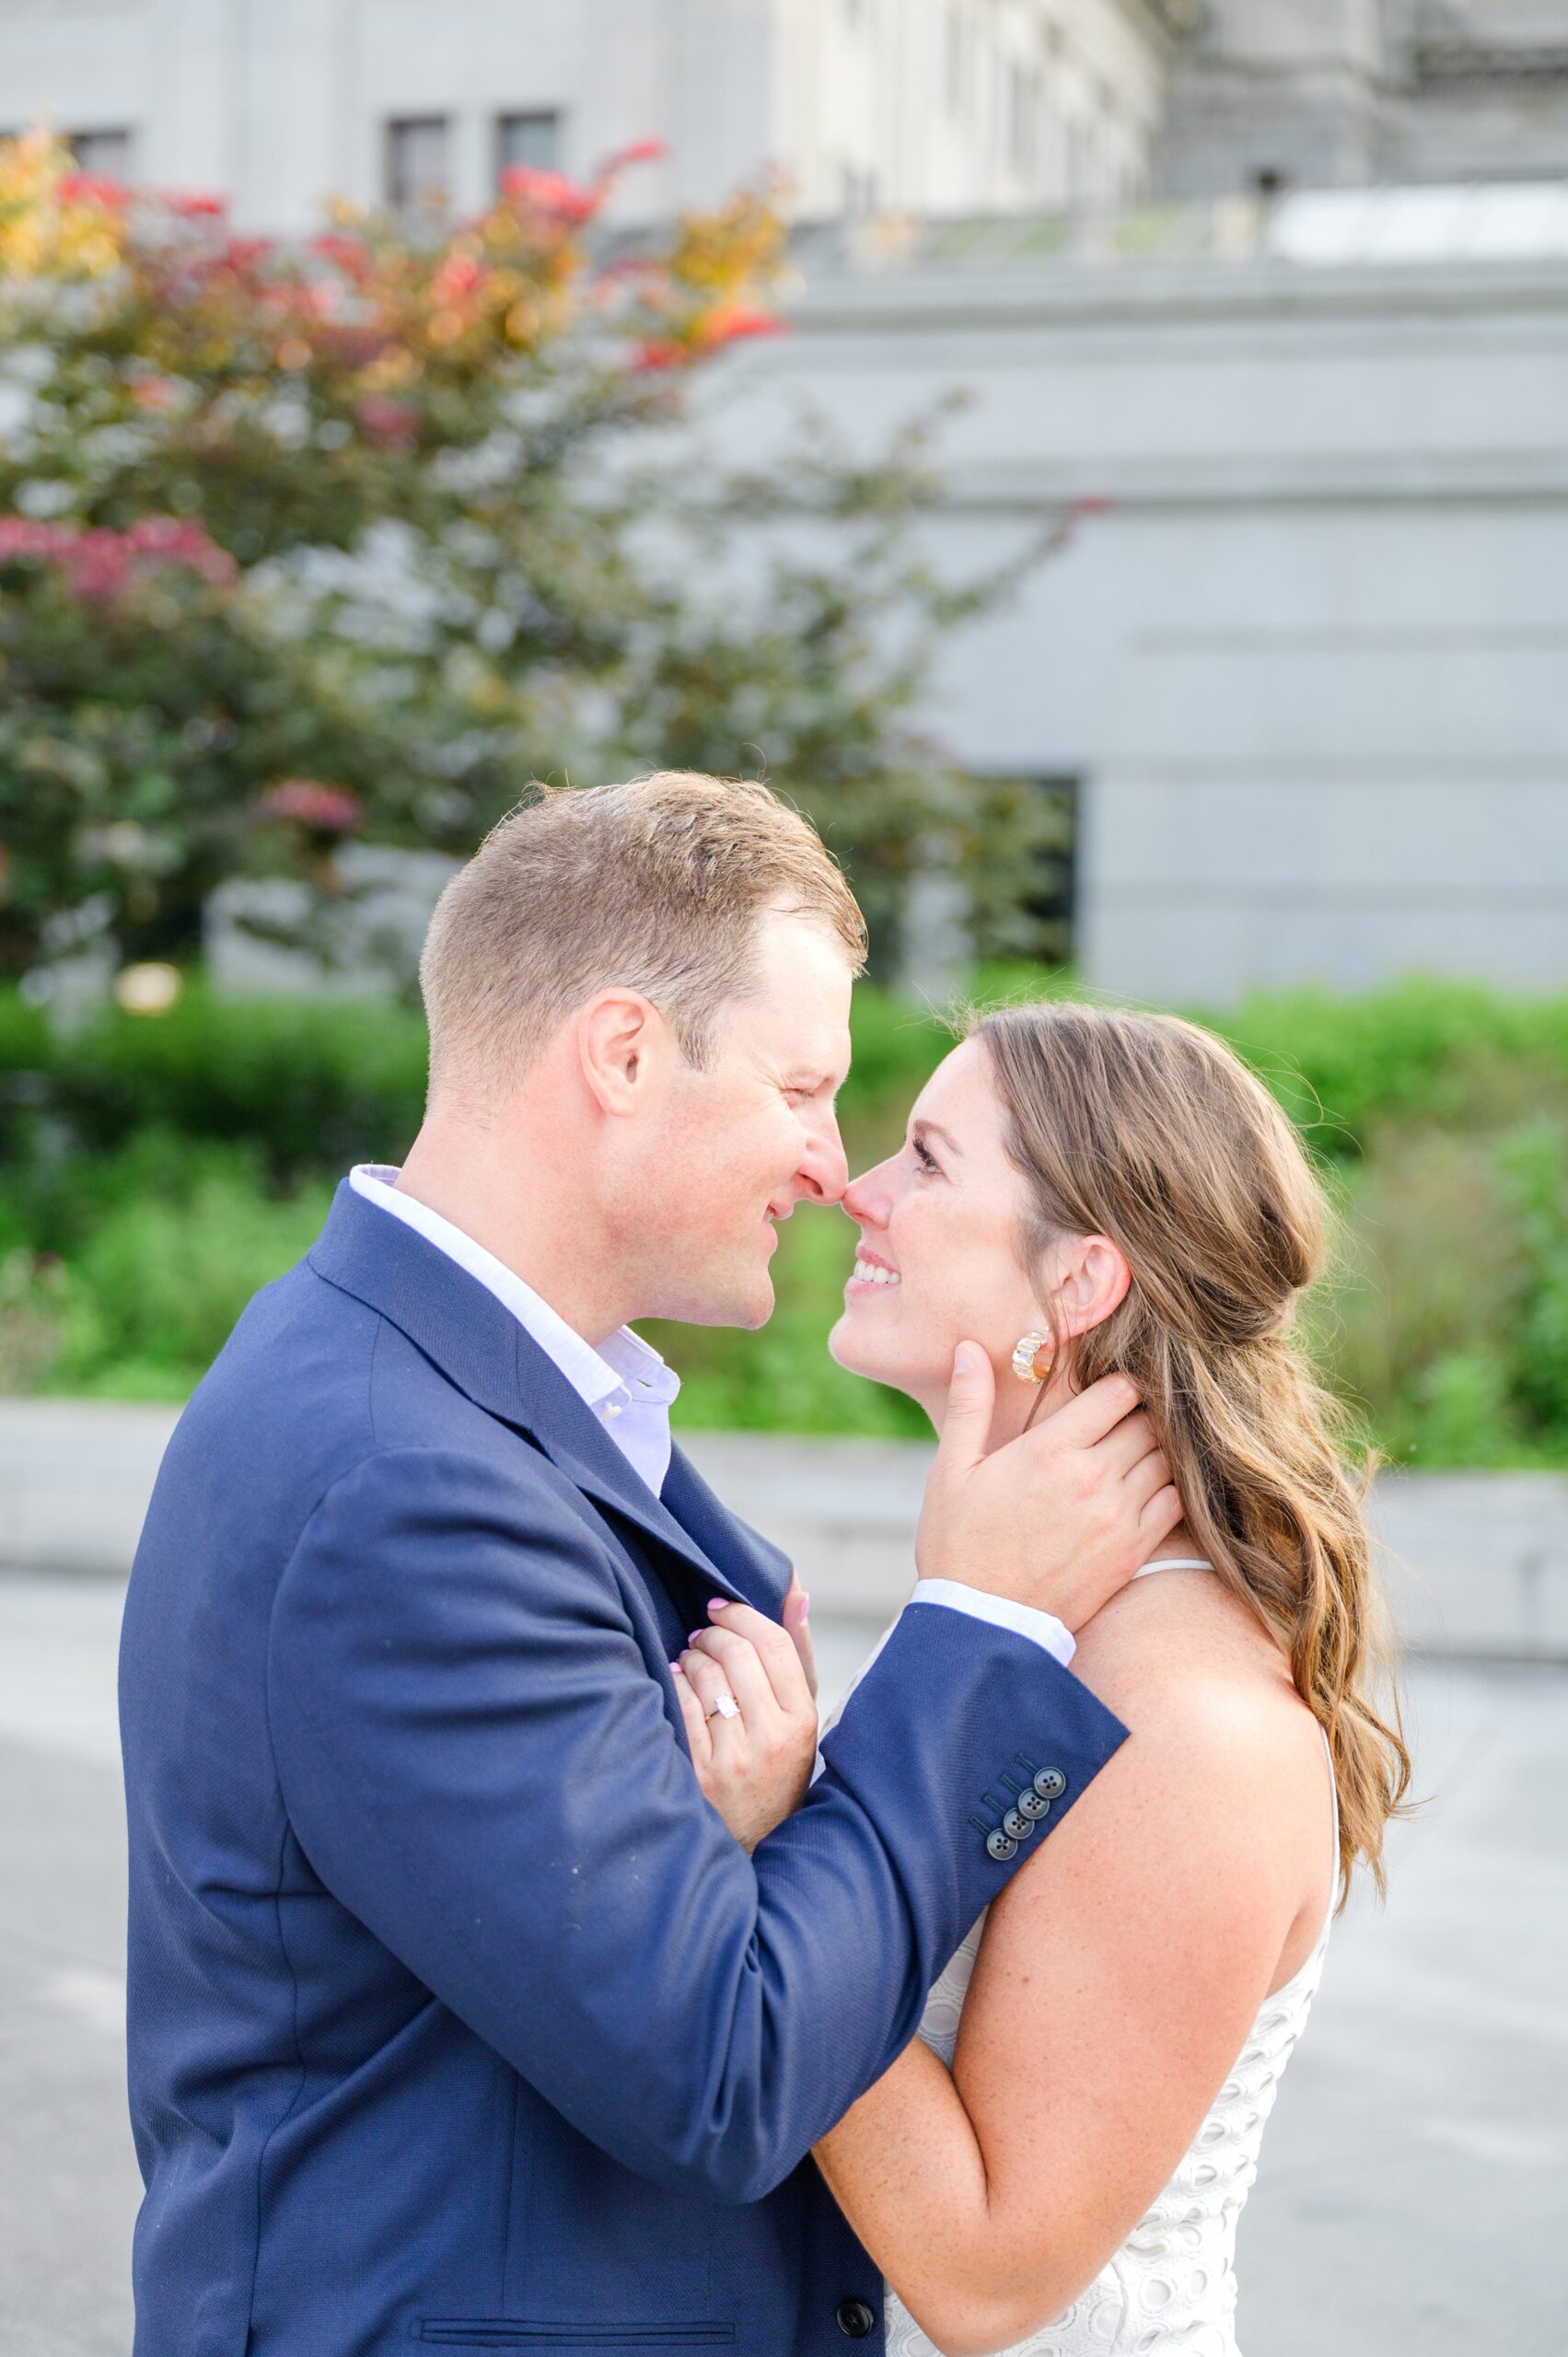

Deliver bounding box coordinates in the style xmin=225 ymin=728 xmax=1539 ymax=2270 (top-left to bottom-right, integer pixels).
xmin=812 ymin=1605 xmax=1324 ymax=2357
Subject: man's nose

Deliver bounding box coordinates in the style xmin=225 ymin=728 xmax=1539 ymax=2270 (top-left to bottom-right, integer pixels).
xmin=797 ymin=1110 xmax=850 ymax=1206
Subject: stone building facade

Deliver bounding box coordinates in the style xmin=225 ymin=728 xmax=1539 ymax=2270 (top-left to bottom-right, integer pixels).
xmin=0 ymin=0 xmax=1183 ymax=231
xmin=1159 ymin=0 xmax=1568 ymax=196
xmin=4 ymin=1 xmax=1567 ymax=1003
xmin=720 ymin=193 xmax=1568 ymax=1002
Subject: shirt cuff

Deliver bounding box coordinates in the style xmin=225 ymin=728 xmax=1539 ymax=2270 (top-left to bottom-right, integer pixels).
xmin=908 ymin=1578 xmax=1076 ymax=1667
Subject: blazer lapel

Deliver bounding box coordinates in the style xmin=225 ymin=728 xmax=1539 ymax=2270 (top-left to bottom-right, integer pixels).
xmin=526 ymin=1412 xmax=746 ymax=1612
xmin=308 ymin=1182 xmax=748 ymax=1608
xmin=661 ymin=1446 xmax=793 ymax=1620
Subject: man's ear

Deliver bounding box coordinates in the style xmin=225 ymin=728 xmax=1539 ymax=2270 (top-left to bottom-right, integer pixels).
xmin=1050 ymin=1234 xmax=1132 ymax=1341
xmin=576 ymin=989 xmax=663 ymax=1117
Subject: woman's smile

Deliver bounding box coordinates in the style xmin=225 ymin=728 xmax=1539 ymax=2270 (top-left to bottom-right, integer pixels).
xmin=845 ymin=1245 xmax=900 ymax=1296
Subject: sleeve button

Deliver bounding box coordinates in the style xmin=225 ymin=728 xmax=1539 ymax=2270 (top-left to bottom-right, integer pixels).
xmin=1017 ymin=1788 xmax=1051 ymax=1820
xmin=986 ymin=1828 xmax=1018 ymax=1863
xmin=1001 ymin=1806 xmax=1034 ymax=1841
xmin=1033 ymin=1767 xmax=1067 ymax=1800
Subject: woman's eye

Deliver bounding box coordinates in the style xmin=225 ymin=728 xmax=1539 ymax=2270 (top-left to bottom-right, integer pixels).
xmin=912 ymin=1139 xmax=939 ymax=1175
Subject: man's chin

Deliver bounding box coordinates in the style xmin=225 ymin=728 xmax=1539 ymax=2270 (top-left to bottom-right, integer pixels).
xmin=660 ymin=1271 xmax=776 ymax=1331
xmin=733 ymin=1270 xmax=777 ymax=1330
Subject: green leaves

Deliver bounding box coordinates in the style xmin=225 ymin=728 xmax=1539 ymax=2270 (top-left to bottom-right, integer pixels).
xmin=6 ymin=977 xmax=1568 ymax=1467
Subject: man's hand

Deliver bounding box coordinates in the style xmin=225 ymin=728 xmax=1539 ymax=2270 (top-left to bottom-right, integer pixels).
xmin=916 ymin=1345 xmax=1181 ymax=1631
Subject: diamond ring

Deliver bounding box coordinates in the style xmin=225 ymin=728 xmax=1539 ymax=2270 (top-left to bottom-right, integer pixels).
xmin=707 ymin=1691 xmax=741 ymax=1722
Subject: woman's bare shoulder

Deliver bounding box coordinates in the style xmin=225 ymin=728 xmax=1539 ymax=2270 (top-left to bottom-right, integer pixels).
xmin=982 ymin=1568 xmax=1330 ymax=1972
xmin=1068 ymin=1564 xmax=1311 ymax=1770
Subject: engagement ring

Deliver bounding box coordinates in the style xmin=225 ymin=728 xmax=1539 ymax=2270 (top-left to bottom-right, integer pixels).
xmin=707 ymin=1692 xmax=741 ymax=1722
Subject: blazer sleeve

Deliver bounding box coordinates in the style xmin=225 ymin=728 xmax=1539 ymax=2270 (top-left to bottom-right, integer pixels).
xmin=267 ymin=1445 xmax=1128 ymax=2205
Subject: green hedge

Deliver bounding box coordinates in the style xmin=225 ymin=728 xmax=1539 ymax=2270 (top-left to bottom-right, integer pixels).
xmin=4 ymin=973 xmax=1568 ymax=1465
xmin=0 ymin=987 xmax=430 ymax=1185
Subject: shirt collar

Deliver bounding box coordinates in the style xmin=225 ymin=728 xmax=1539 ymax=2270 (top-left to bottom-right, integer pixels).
xmin=348 ymin=1165 xmax=678 ymax=1421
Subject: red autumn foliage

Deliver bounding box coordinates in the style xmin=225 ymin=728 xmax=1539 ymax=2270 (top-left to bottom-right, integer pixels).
xmin=354 ymin=396 xmax=421 ymax=448
xmin=56 ymin=171 xmax=131 ymax=210
xmin=629 ymin=338 xmax=686 ymax=373
xmin=601 ymin=138 xmax=668 ymax=173
xmin=699 ymin=304 xmax=786 ymax=350
xmin=258 ymin=780 xmax=366 ymax=834
xmin=0 ymin=516 xmax=238 ymax=600
xmin=499 ymin=167 xmax=603 ymax=226
xmin=428 ymin=252 xmax=487 ymax=307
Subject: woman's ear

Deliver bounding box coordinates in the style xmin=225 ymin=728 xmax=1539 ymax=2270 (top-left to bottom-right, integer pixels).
xmin=1049 ymin=1234 xmax=1132 ymax=1341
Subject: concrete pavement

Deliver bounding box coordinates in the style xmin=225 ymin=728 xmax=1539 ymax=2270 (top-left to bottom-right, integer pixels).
xmin=1 ymin=1571 xmax=1564 ymax=2357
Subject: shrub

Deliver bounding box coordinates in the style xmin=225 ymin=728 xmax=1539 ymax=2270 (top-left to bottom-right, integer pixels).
xmin=1215 ymin=976 xmax=1568 ymax=1158
xmin=6 ymin=973 xmax=1568 ymax=1469
xmin=0 ymin=129 xmax=1070 ymax=986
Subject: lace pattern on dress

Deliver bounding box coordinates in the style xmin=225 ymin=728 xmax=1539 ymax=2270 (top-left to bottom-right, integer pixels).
xmin=882 ymin=1894 xmax=1330 ymax=2357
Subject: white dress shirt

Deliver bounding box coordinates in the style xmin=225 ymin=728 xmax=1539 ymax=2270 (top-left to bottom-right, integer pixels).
xmin=349 ymin=1165 xmax=679 ymax=1497
xmin=349 ymin=1166 xmax=1074 ymax=1666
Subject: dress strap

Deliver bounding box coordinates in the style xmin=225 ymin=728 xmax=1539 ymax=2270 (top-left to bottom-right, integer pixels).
xmin=1130 ymin=1557 xmax=1214 ymax=1577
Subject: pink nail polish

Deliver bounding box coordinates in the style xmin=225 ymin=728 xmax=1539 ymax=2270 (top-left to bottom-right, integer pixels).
xmin=688 ymin=1631 xmax=703 ymax=1644
xmin=708 ymin=1598 xmax=730 ymax=1611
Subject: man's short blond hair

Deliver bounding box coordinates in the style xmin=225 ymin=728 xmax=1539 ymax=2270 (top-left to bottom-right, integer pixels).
xmin=419 ymin=771 xmax=867 ymax=1098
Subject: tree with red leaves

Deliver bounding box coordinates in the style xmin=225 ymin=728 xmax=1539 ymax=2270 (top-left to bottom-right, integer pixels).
xmin=0 ymin=126 xmax=1066 ymax=989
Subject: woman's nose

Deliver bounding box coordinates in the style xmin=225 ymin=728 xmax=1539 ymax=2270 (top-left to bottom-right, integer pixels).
xmin=842 ymin=1161 xmax=893 ymax=1228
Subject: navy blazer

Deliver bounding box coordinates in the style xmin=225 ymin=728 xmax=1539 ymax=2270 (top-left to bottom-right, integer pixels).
xmin=121 ymin=1180 xmax=1128 ymax=2356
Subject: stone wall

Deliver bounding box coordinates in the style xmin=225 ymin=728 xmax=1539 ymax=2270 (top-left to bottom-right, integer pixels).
xmin=1156 ymin=0 xmax=1568 ymax=196
xmin=0 ymin=0 xmax=1174 ymax=230
xmin=722 ymin=208 xmax=1568 ymax=1003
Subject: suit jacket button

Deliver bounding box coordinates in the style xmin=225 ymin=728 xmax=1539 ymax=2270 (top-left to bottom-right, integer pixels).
xmin=1001 ymin=1806 xmax=1034 ymax=1841
xmin=1017 ymin=1788 xmax=1051 ymax=1819
xmin=1033 ymin=1767 xmax=1067 ymax=1800
xmin=837 ymin=2299 xmax=877 ymax=2339
xmin=986 ymin=1828 xmax=1018 ymax=1863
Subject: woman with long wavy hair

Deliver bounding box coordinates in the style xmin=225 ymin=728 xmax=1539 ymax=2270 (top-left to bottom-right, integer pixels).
xmin=673 ymin=999 xmax=1411 ymax=2357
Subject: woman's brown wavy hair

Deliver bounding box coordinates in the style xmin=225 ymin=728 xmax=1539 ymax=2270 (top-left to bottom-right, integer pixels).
xmin=976 ymin=999 xmax=1411 ymax=1900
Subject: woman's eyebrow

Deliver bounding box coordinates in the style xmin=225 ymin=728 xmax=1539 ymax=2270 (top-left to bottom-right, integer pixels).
xmin=913 ymin=1117 xmax=964 ymax=1157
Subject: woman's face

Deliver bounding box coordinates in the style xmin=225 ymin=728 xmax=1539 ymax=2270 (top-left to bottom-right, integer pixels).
xmin=830 ymin=1037 xmax=1051 ymax=1432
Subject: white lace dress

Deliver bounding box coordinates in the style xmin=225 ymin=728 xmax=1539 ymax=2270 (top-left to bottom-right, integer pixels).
xmin=874 ymin=1562 xmax=1339 ymax=2357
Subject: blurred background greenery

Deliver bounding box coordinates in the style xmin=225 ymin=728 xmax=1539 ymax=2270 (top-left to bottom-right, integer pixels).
xmin=6 ymin=134 xmax=1568 ymax=1478
xmin=5 ymin=970 xmax=1567 ymax=1469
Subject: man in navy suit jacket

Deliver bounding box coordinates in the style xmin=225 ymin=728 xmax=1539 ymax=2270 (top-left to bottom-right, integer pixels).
xmin=121 ymin=774 xmax=1170 ymax=2355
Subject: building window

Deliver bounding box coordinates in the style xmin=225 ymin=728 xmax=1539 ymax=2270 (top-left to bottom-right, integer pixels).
xmin=956 ymin=776 xmax=1078 ymax=966
xmin=496 ymin=110 xmax=562 ymax=182
xmin=386 ymin=116 xmax=450 ymax=214
xmin=1067 ymin=114 xmax=1094 ymax=207
xmin=1008 ymin=62 xmax=1039 ymax=179
xmin=947 ymin=2 xmax=967 ymax=110
xmin=68 ymin=127 xmax=134 ymax=177
xmin=1028 ymin=777 xmax=1078 ymax=965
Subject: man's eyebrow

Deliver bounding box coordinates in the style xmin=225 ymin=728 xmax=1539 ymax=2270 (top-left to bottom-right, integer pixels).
xmin=913 ymin=1117 xmax=964 ymax=1157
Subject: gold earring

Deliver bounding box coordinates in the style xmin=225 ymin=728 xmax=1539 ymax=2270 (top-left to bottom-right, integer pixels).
xmin=1011 ymin=1331 xmax=1055 ymax=1384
